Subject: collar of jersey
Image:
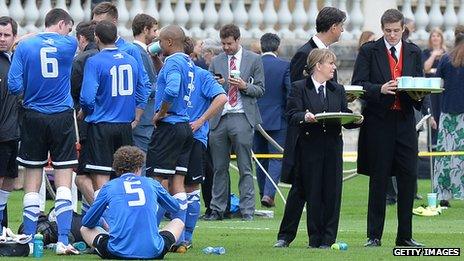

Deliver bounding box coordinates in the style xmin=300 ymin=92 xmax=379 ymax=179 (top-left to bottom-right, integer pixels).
xmin=38 ymin=32 xmax=59 ymax=35
xmin=101 ymin=47 xmax=118 ymax=51
xmin=164 ymin=52 xmax=189 ymax=62
xmin=120 ymin=173 xmax=137 ymax=178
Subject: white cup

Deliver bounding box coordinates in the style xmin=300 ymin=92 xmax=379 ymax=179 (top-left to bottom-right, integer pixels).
xmin=230 ymin=70 xmax=241 ymax=79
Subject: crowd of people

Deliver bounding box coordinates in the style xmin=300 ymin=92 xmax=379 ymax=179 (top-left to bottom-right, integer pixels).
xmin=0 ymin=2 xmax=463 ymax=259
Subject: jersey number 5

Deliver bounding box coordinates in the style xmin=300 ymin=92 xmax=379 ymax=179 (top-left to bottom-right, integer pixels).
xmin=40 ymin=47 xmax=58 ymax=78
xmin=110 ymin=64 xmax=134 ymax=97
xmin=123 ymin=180 xmax=146 ymax=207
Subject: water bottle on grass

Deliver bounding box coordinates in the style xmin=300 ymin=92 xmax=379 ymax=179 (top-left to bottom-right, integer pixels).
xmin=202 ymin=246 xmax=226 ymax=255
xmin=33 ymin=234 xmax=44 ymax=258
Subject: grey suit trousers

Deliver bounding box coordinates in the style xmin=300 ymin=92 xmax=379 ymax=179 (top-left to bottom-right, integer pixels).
xmin=209 ymin=113 xmax=255 ymax=215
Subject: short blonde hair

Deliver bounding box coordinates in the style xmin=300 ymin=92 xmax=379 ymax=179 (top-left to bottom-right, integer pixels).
xmin=304 ymin=49 xmax=337 ymax=77
xmin=428 ymin=27 xmax=446 ymax=51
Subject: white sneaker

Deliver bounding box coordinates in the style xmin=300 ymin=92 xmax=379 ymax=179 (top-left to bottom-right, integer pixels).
xmin=55 ymin=242 xmax=80 ymax=255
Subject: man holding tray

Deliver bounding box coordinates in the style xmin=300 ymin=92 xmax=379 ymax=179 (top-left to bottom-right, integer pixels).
xmin=352 ymin=9 xmax=427 ymax=248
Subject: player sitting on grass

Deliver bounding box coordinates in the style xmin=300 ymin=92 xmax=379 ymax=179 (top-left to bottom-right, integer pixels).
xmin=80 ymin=146 xmax=184 ymax=259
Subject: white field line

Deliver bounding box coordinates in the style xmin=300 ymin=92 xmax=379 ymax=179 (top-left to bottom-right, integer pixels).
xmin=196 ymin=225 xmax=464 ymax=234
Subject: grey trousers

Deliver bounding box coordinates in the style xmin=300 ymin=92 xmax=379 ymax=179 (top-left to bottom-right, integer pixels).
xmin=209 ymin=113 xmax=255 ymax=215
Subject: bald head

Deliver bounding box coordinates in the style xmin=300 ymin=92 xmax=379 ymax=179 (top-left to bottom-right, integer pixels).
xmin=160 ymin=25 xmax=185 ymax=44
xmin=158 ymin=25 xmax=185 ymax=56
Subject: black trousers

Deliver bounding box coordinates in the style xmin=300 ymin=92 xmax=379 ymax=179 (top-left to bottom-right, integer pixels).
xmin=277 ymin=184 xmax=305 ymax=243
xmin=365 ymin=112 xmax=417 ymax=240
xmin=298 ymin=136 xmax=343 ymax=247
xmin=1 ymin=205 xmax=7 ymax=227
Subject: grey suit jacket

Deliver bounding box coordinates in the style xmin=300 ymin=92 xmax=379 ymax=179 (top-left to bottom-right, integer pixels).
xmin=209 ymin=48 xmax=265 ymax=129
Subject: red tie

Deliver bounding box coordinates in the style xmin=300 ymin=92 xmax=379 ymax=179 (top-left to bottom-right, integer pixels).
xmin=228 ymin=56 xmax=238 ymax=107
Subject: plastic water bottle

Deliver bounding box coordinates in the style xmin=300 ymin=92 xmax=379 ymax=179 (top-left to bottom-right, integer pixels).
xmin=202 ymin=246 xmax=226 ymax=255
xmin=72 ymin=241 xmax=87 ymax=251
xmin=33 ymin=234 xmax=44 ymax=258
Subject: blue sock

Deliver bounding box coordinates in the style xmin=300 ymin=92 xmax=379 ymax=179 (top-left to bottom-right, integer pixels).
xmin=172 ymin=192 xmax=187 ymax=243
xmin=184 ymin=190 xmax=201 ymax=243
xmin=55 ymin=187 xmax=73 ymax=245
xmin=23 ymin=192 xmax=40 ymax=240
xmin=0 ymin=189 xmax=10 ymax=231
xmin=156 ymin=206 xmax=166 ymax=226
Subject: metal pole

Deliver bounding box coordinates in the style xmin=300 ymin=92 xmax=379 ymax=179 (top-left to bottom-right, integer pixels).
xmin=428 ymin=115 xmax=434 ymax=193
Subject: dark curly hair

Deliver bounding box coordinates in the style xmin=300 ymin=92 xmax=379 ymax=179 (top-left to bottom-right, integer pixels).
xmin=184 ymin=36 xmax=194 ymax=55
xmin=112 ymin=146 xmax=145 ymax=176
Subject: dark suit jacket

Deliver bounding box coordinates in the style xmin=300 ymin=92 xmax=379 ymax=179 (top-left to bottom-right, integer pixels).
xmin=290 ymin=38 xmax=318 ymax=83
xmin=71 ymin=42 xmax=98 ymax=109
xmin=209 ymin=48 xmax=265 ymax=129
xmin=280 ymin=79 xmax=356 ymax=184
xmin=259 ymin=54 xmax=291 ymax=131
xmin=133 ymin=42 xmax=157 ymax=126
xmin=352 ymin=37 xmax=423 ymax=176
xmin=282 ymin=38 xmax=339 ymax=183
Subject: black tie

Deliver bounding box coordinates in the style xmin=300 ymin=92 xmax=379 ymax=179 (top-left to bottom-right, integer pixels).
xmin=318 ymin=85 xmax=325 ymax=104
xmin=390 ymin=46 xmax=398 ymax=63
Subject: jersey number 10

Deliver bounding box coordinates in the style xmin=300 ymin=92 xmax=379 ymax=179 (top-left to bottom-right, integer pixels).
xmin=110 ymin=64 xmax=134 ymax=97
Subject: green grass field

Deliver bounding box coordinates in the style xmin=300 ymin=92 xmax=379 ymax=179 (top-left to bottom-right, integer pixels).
xmin=3 ymin=162 xmax=464 ymax=260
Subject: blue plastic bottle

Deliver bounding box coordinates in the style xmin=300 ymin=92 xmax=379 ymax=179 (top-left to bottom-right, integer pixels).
xmin=72 ymin=241 xmax=87 ymax=251
xmin=33 ymin=234 xmax=44 ymax=258
xmin=202 ymin=246 xmax=226 ymax=255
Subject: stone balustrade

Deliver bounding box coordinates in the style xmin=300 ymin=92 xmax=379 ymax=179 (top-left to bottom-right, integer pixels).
xmin=1 ymin=0 xmax=463 ymax=41
xmin=0 ymin=0 xmax=366 ymax=40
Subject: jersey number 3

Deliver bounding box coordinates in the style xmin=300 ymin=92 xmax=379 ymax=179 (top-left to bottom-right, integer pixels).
xmin=123 ymin=180 xmax=146 ymax=207
xmin=110 ymin=64 xmax=134 ymax=97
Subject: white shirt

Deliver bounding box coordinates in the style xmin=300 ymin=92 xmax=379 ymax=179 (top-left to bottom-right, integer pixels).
xmin=133 ymin=40 xmax=148 ymax=53
xmin=223 ymin=46 xmax=245 ymax=114
xmin=384 ymin=38 xmax=402 ymax=61
xmin=312 ymin=35 xmax=328 ymax=49
xmin=311 ymin=76 xmax=326 ymax=98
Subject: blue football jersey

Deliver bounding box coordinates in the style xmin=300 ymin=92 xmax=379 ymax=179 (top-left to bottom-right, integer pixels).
xmin=8 ymin=33 xmax=77 ymax=114
xmin=188 ymin=67 xmax=225 ymax=146
xmin=115 ymin=37 xmax=151 ymax=109
xmin=82 ymin=173 xmax=179 ymax=259
xmin=80 ymin=48 xmax=145 ymax=123
xmin=155 ymin=52 xmax=195 ymax=124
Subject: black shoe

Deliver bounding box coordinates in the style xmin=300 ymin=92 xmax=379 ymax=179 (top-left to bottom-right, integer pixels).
xmin=386 ymin=198 xmax=397 ymax=205
xmin=364 ymin=238 xmax=381 ymax=247
xmin=396 ymin=238 xmax=424 ymax=247
xmin=203 ymin=210 xmax=223 ymax=221
xmin=414 ymin=194 xmax=423 ymax=200
xmin=440 ymin=200 xmax=451 ymax=207
xmin=319 ymin=245 xmax=330 ymax=249
xmin=261 ymin=196 xmax=275 ymax=208
xmin=273 ymin=239 xmax=289 ymax=248
xmin=241 ymin=214 xmax=253 ymax=221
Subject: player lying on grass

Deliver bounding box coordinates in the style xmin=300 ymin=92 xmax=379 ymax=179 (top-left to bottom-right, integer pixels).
xmin=80 ymin=146 xmax=184 ymax=259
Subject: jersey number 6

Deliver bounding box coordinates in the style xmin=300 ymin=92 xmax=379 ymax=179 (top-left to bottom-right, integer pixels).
xmin=40 ymin=47 xmax=58 ymax=78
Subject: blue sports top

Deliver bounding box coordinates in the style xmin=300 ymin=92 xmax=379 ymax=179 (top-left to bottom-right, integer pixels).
xmin=155 ymin=52 xmax=195 ymax=124
xmin=80 ymin=48 xmax=146 ymax=123
xmin=8 ymin=32 xmax=77 ymax=114
xmin=82 ymin=173 xmax=179 ymax=259
xmin=188 ymin=66 xmax=225 ymax=146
